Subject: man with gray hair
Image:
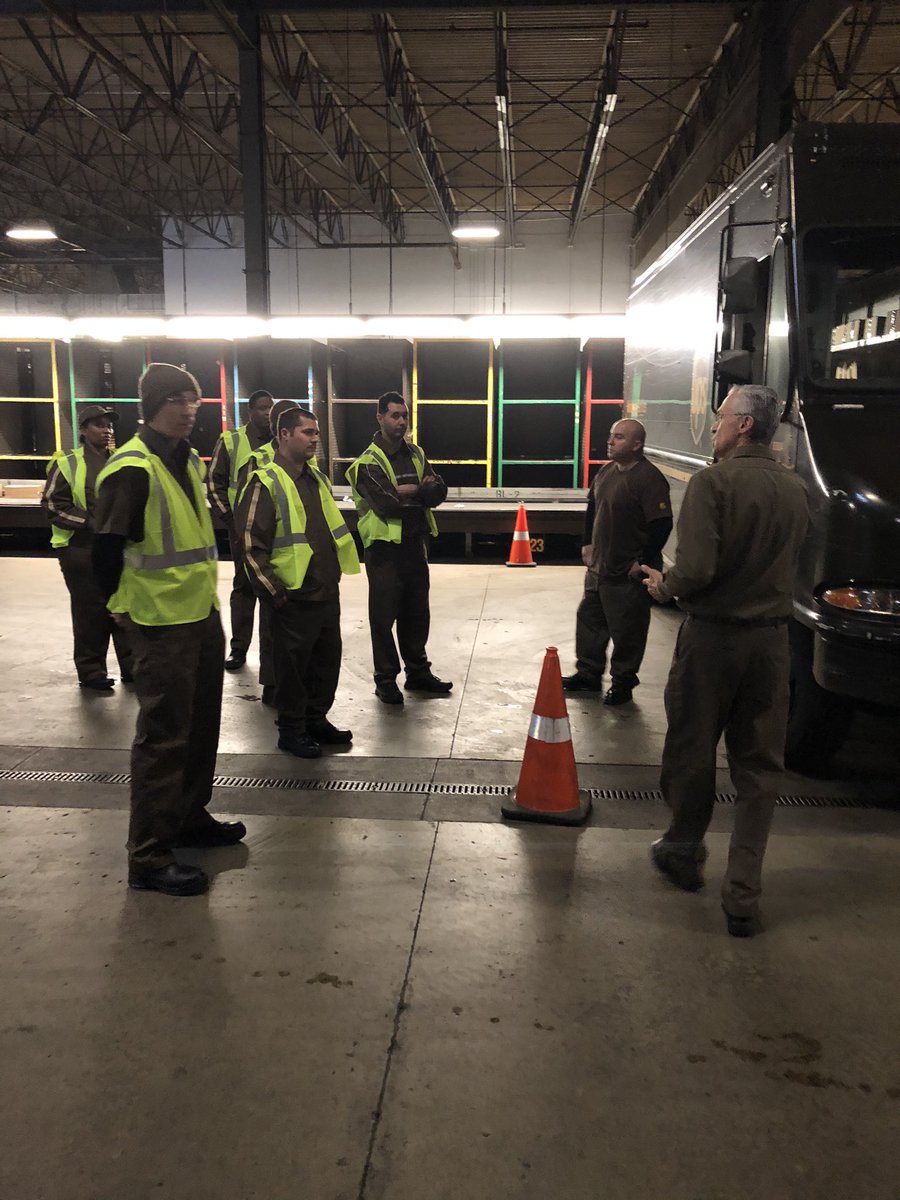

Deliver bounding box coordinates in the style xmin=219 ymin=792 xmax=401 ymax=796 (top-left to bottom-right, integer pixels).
xmin=641 ymin=385 xmax=809 ymax=937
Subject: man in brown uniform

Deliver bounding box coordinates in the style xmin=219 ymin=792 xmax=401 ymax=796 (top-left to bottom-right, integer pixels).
xmin=42 ymin=405 xmax=134 ymax=690
xmin=235 ymin=405 xmax=359 ymax=758
xmin=207 ymin=388 xmax=275 ymax=671
xmin=93 ymin=364 xmax=245 ymax=898
xmin=642 ymin=385 xmax=809 ymax=937
xmin=563 ymin=418 xmax=672 ymax=705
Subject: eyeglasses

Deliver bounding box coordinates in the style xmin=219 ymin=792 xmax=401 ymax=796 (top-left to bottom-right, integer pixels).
xmin=165 ymin=395 xmax=202 ymax=410
xmin=713 ymin=410 xmax=751 ymax=423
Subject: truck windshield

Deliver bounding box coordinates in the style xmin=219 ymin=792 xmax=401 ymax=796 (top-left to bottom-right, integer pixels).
xmin=802 ymin=226 xmax=900 ymax=390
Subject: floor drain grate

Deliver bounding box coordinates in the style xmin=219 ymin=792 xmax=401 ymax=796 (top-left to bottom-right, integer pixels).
xmin=0 ymin=768 xmax=869 ymax=808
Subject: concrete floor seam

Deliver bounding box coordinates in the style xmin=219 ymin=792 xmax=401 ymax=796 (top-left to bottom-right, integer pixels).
xmin=446 ymin=568 xmax=493 ymax=761
xmin=356 ymin=821 xmax=441 ymax=1200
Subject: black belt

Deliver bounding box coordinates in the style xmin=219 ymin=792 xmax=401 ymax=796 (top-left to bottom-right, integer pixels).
xmin=688 ymin=613 xmax=790 ymax=629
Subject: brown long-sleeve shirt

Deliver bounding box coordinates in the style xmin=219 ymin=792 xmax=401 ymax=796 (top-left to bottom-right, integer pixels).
xmin=41 ymin=444 xmax=110 ymax=548
xmin=207 ymin=422 xmax=271 ymax=523
xmin=655 ymin=445 xmax=810 ymax=620
xmin=352 ymin=432 xmax=447 ymax=539
xmin=235 ymin=451 xmax=340 ymax=606
xmin=583 ymin=457 xmax=672 ymax=579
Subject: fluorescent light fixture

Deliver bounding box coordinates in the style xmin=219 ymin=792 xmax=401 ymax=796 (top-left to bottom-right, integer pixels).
xmin=70 ymin=317 xmax=168 ymax=342
xmin=0 ymin=316 xmax=70 ymax=340
xmin=165 ymin=316 xmax=268 ymax=340
xmin=364 ymin=316 xmax=468 ymax=339
xmin=269 ymin=317 xmax=366 ymax=340
xmin=6 ymin=223 xmax=58 ymax=241
xmin=451 ymin=225 xmax=501 ymax=241
xmin=0 ymin=313 xmax=627 ymax=343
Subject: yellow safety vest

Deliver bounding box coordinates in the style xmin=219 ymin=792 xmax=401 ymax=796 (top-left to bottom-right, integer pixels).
xmin=96 ymin=435 xmax=219 ymax=626
xmin=246 ymin=460 xmax=360 ymax=590
xmin=222 ymin=426 xmax=263 ymax=511
xmin=46 ymin=447 xmax=88 ymax=549
xmin=346 ymin=441 xmax=438 ymax=548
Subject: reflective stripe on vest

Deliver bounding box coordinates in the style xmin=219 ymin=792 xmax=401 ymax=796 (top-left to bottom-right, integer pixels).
xmin=225 ymin=427 xmax=256 ymax=510
xmin=346 ymin=440 xmax=437 ymax=547
xmin=250 ymin=461 xmax=359 ymax=589
xmin=124 ymin=457 xmax=217 ymax=570
xmin=261 ymin=466 xmax=311 ymax=551
xmin=48 ymin=449 xmax=87 ymax=548
xmin=97 ymin=437 xmax=219 ymax=626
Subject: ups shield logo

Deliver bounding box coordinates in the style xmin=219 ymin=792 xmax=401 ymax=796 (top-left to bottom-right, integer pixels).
xmin=690 ymin=348 xmax=710 ymax=447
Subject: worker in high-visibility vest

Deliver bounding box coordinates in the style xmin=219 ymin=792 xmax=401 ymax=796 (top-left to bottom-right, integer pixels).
xmin=41 ymin=404 xmax=134 ymax=690
xmin=346 ymin=391 xmax=452 ymax=706
xmin=93 ymin=363 xmax=245 ymax=898
xmin=208 ymin=388 xmax=275 ymax=671
xmin=235 ymin=404 xmax=360 ymax=758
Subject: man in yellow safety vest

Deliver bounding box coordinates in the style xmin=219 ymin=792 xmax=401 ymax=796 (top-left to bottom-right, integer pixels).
xmin=208 ymin=388 xmax=275 ymax=671
xmin=42 ymin=404 xmax=133 ymax=690
xmin=346 ymin=391 xmax=452 ymax=706
xmin=235 ymin=405 xmax=360 ymax=758
xmin=93 ymin=363 xmax=245 ymax=897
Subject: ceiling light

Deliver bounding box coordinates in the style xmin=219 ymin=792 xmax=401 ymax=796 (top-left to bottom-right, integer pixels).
xmin=451 ymin=225 xmax=501 ymax=241
xmin=6 ymin=223 xmax=58 ymax=241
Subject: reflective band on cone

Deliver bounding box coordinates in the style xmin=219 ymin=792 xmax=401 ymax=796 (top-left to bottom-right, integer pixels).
xmin=506 ymin=502 xmax=537 ymax=567
xmin=501 ymin=646 xmax=591 ymax=826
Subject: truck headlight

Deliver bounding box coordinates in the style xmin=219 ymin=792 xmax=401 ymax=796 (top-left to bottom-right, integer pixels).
xmin=820 ymin=586 xmax=900 ymax=617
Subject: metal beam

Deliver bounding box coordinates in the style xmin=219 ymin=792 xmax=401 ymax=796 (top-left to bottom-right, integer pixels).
xmin=206 ymin=2 xmax=406 ymax=242
xmin=568 ymin=9 xmax=625 ymax=246
xmin=494 ymin=12 xmax=515 ymax=246
xmin=631 ymin=0 xmax=849 ymax=269
xmin=372 ymin=12 xmax=460 ymax=261
xmin=11 ymin=1 xmax=742 ymax=11
xmin=236 ymin=4 xmax=270 ymax=315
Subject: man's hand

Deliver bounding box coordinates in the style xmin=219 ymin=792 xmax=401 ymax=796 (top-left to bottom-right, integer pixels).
xmin=641 ymin=565 xmax=663 ymax=600
xmin=580 ymin=543 xmax=594 ymax=569
xmin=627 ymin=559 xmax=643 ymax=580
xmin=396 ymin=482 xmax=419 ymax=498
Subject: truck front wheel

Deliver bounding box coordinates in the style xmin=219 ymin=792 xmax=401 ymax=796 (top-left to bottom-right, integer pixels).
xmin=784 ymin=621 xmax=852 ymax=775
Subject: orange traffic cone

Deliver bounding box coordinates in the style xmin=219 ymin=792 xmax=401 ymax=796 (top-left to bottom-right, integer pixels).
xmin=506 ymin=502 xmax=537 ymax=567
xmin=501 ymin=646 xmax=591 ymax=826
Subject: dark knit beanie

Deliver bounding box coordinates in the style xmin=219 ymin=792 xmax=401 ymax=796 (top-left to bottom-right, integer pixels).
xmin=269 ymin=398 xmax=301 ymax=439
xmin=138 ymin=363 xmax=202 ymax=422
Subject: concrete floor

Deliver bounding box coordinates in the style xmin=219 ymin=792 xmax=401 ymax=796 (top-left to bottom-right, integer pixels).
xmin=1 ymin=557 xmax=899 ymax=1199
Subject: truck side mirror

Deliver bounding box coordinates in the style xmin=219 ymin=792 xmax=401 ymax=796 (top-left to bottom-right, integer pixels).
xmin=721 ymin=257 xmax=763 ymax=314
xmin=715 ymin=348 xmax=754 ymax=384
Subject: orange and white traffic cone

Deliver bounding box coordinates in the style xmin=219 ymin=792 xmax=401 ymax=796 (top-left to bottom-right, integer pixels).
xmin=506 ymin=502 xmax=537 ymax=567
xmin=501 ymin=646 xmax=591 ymax=826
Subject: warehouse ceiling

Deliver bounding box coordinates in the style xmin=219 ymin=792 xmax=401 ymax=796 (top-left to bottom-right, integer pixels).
xmin=0 ymin=1 xmax=897 ymax=294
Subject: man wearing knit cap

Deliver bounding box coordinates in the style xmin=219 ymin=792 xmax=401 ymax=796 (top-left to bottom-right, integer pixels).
xmin=41 ymin=404 xmax=134 ymax=690
xmin=92 ymin=362 xmax=245 ymax=897
xmin=208 ymin=388 xmax=275 ymax=671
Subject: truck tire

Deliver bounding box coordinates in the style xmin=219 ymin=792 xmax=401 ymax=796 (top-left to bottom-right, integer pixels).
xmin=784 ymin=621 xmax=851 ymax=775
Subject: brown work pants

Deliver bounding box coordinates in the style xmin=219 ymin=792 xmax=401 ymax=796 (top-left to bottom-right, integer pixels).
xmin=227 ymin=529 xmax=257 ymax=657
xmin=58 ymin=544 xmax=133 ymax=682
xmin=125 ymin=608 xmax=225 ymax=868
xmin=575 ymin=572 xmax=651 ymax=689
xmin=660 ymin=616 xmax=790 ymax=918
xmin=270 ymin=595 xmax=342 ymax=734
xmin=364 ymin=537 xmax=431 ymax=685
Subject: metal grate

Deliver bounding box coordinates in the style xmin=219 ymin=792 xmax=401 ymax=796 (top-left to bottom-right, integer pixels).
xmin=0 ymin=768 xmax=868 ymax=808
